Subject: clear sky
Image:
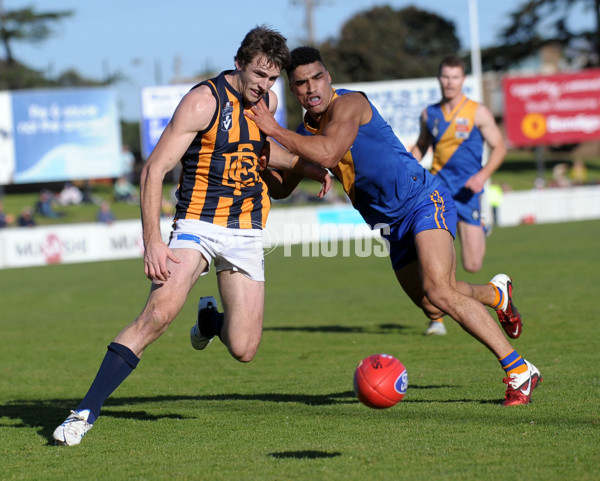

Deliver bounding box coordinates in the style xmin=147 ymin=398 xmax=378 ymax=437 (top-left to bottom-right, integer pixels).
xmin=2 ymin=0 xmax=591 ymax=120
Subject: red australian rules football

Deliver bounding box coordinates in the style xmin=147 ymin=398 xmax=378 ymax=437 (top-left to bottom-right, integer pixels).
xmin=354 ymin=354 xmax=408 ymax=408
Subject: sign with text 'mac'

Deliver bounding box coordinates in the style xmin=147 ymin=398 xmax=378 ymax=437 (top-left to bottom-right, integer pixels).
xmin=503 ymin=69 xmax=600 ymax=147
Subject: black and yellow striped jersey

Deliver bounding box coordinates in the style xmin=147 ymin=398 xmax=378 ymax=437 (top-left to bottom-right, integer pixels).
xmin=174 ymin=71 xmax=270 ymax=229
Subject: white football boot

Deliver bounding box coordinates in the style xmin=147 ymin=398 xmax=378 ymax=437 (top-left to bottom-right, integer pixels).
xmin=425 ymin=320 xmax=447 ymax=336
xmin=53 ymin=410 xmax=93 ymax=446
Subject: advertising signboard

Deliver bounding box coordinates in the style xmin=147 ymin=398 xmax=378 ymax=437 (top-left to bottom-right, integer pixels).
xmin=503 ymin=69 xmax=600 ymax=147
xmin=0 ymin=87 xmax=122 ymax=185
xmin=140 ymin=78 xmax=287 ymax=160
xmin=335 ymin=76 xmax=480 ymax=150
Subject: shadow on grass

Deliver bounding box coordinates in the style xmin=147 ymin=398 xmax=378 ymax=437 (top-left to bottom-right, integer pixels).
xmin=403 ymin=398 xmax=500 ymax=405
xmin=263 ymin=323 xmax=409 ymax=334
xmin=0 ymin=400 xmax=190 ymax=446
xmin=270 ymin=450 xmax=341 ymax=459
xmin=0 ymin=391 xmax=355 ymax=445
xmin=0 ymin=385 xmax=493 ymax=446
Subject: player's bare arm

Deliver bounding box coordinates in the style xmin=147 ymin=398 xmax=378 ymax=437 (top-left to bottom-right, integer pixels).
xmin=255 ymin=93 xmax=334 ymax=196
xmin=247 ymin=93 xmax=365 ymax=169
xmin=260 ymin=168 xmax=304 ymax=199
xmin=266 ymin=138 xmax=332 ymax=198
xmin=140 ymin=86 xmax=216 ymax=283
xmin=410 ymin=110 xmax=433 ymax=161
xmin=264 ymin=135 xmax=299 ymax=171
xmin=464 ymin=104 xmax=507 ymax=193
xmin=258 ymin=140 xmax=306 ymax=198
xmin=266 ymin=89 xmax=278 ymax=114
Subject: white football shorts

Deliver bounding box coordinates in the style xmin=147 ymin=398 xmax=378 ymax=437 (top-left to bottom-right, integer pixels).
xmin=168 ymin=219 xmax=265 ymax=282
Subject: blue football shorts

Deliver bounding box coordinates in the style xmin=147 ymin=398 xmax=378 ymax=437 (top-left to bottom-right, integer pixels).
xmin=452 ymin=188 xmax=482 ymax=226
xmin=384 ymin=187 xmax=457 ymax=270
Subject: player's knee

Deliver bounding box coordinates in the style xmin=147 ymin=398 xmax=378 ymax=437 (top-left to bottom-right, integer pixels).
xmin=228 ymin=338 xmax=260 ymax=363
xmin=139 ymin=306 xmax=173 ymax=336
xmin=423 ymin=285 xmax=454 ymax=315
xmin=421 ymin=302 xmax=444 ymax=320
xmin=462 ymin=258 xmax=482 ymax=273
xmin=229 ymin=346 xmax=258 ymax=363
xmin=422 ymin=306 xmax=444 ymax=320
xmin=461 ymin=244 xmax=485 ymax=273
xmin=417 ymin=295 xmax=445 ymax=320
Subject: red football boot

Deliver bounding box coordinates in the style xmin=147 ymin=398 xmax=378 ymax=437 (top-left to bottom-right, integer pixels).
xmin=502 ymin=360 xmax=543 ymax=406
xmin=489 ymin=274 xmax=523 ymax=339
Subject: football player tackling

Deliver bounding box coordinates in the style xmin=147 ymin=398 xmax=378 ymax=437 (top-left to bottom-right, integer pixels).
xmin=248 ymin=46 xmax=540 ymax=408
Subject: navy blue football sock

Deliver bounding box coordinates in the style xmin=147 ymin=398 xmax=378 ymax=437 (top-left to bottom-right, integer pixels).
xmin=200 ymin=311 xmax=224 ymax=340
xmin=76 ymin=342 xmax=139 ymax=424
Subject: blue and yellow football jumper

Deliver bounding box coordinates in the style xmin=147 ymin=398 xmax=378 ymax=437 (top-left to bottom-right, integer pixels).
xmin=426 ymin=95 xmax=484 ymax=223
xmin=300 ymin=88 xmax=441 ymax=228
xmin=174 ymin=71 xmax=270 ymax=229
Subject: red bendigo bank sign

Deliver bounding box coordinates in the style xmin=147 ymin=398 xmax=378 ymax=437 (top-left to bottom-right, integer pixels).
xmin=503 ymin=69 xmax=600 ymax=147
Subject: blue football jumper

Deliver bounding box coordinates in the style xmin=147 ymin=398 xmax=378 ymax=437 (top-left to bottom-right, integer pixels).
xmin=300 ymin=88 xmax=445 ymax=228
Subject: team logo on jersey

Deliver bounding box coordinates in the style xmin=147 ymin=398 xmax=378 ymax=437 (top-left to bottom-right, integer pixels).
xmin=472 ymin=209 xmax=480 ymax=221
xmin=455 ymin=117 xmax=471 ymax=139
xmin=432 ymin=118 xmax=439 ymax=138
xmin=220 ymin=101 xmax=234 ymax=131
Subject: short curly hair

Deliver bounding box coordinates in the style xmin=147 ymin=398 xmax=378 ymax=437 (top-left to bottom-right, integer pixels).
xmin=285 ymin=46 xmax=326 ymax=77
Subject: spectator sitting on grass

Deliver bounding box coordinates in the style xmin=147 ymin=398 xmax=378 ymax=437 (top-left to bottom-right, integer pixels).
xmin=18 ymin=207 xmax=36 ymax=227
xmin=97 ymin=201 xmax=116 ymax=225
xmin=35 ymin=190 xmax=64 ymax=218
xmin=113 ymin=176 xmax=138 ymax=204
xmin=0 ymin=202 xmax=8 ymax=228
xmin=58 ymin=182 xmax=84 ymax=206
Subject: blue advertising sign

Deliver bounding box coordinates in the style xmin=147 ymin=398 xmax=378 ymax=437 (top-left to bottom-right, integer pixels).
xmin=10 ymin=88 xmax=122 ymax=184
xmin=140 ymin=78 xmax=287 ymax=160
xmin=139 ymin=84 xmax=191 ymax=161
xmin=335 ymin=76 xmax=479 ymax=149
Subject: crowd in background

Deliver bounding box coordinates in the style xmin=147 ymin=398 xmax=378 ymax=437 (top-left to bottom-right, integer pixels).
xmin=0 ymin=153 xmax=596 ymax=230
xmin=0 ymin=146 xmax=141 ymax=229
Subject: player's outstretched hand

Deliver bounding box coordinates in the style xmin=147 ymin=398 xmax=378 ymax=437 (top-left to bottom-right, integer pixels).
xmin=143 ymin=239 xmax=181 ymax=284
xmin=303 ymin=162 xmax=332 ymax=199
xmin=316 ymin=170 xmax=332 ymax=199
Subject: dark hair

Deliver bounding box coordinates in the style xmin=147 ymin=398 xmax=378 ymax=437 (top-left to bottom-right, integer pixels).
xmin=234 ymin=25 xmax=290 ymax=70
xmin=285 ymin=46 xmax=326 ymax=77
xmin=438 ymin=55 xmax=466 ymax=76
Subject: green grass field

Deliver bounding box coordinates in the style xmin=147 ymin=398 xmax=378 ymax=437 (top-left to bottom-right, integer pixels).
xmin=1 ymin=220 xmax=599 ymax=480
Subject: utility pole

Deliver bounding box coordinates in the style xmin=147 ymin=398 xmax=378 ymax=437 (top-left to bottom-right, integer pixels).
xmin=305 ymin=0 xmax=315 ymax=45
xmin=291 ymin=0 xmax=329 ymax=45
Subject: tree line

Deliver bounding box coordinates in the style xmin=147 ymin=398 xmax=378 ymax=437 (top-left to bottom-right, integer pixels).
xmin=1 ymin=1 xmax=598 ymax=146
